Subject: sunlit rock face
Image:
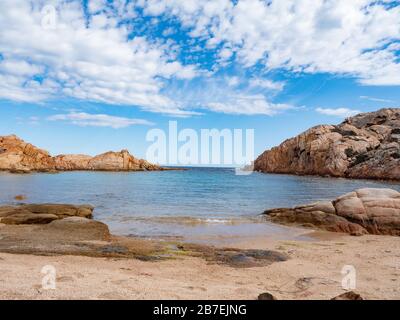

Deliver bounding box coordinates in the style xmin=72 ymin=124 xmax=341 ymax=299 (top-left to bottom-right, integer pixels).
xmin=0 ymin=135 xmax=161 ymax=172
xmin=254 ymin=108 xmax=400 ymax=180
xmin=264 ymin=188 xmax=400 ymax=236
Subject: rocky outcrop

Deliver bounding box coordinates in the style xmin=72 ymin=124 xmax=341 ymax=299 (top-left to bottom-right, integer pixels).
xmin=54 ymin=150 xmax=160 ymax=171
xmin=52 ymin=154 xmax=92 ymax=170
xmin=263 ymin=188 xmax=400 ymax=236
xmin=0 ymin=135 xmax=56 ymax=173
xmin=0 ymin=204 xmax=93 ymax=225
xmin=254 ymin=108 xmax=400 ymax=180
xmin=0 ymin=135 xmax=162 ymax=172
xmin=0 ymin=203 xmax=166 ymax=259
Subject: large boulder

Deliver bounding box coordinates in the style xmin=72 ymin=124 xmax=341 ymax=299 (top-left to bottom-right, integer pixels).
xmin=264 ymin=188 xmax=400 ymax=236
xmin=254 ymin=108 xmax=400 ymax=180
xmin=47 ymin=217 xmax=111 ymax=241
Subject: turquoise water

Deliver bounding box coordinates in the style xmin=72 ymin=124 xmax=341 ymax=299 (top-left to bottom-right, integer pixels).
xmin=0 ymin=168 xmax=399 ymax=241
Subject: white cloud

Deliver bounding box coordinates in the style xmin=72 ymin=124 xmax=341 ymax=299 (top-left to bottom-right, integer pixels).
xmin=360 ymin=96 xmax=394 ymax=103
xmin=47 ymin=112 xmax=154 ymax=129
xmin=164 ymin=75 xmax=293 ymax=115
xmin=1 ymin=0 xmax=398 ymax=119
xmin=249 ymin=78 xmax=285 ymax=91
xmin=226 ymin=76 xmax=240 ymax=87
xmin=0 ymin=0 xmax=197 ymax=115
xmin=140 ymin=0 xmax=400 ymax=85
xmin=205 ymin=94 xmax=292 ymax=115
xmin=316 ymin=107 xmax=361 ymax=117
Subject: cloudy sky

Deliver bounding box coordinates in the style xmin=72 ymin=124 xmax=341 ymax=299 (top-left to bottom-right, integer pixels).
xmin=0 ymin=0 xmax=399 ymax=159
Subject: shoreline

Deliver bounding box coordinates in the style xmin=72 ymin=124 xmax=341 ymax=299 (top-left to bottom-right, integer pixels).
xmin=1 ymin=210 xmax=400 ymax=299
xmin=0 ymin=167 xmax=185 ymax=174
xmin=1 ymin=186 xmax=400 ymax=300
xmin=1 ymin=231 xmax=399 ymax=300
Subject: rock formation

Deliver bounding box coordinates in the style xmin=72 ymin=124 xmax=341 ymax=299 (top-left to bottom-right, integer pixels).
xmin=0 ymin=204 xmax=94 ymax=225
xmin=54 ymin=150 xmax=160 ymax=171
xmin=0 ymin=134 xmax=162 ymax=172
xmin=0 ymin=203 xmax=159 ymax=258
xmin=263 ymin=188 xmax=400 ymax=236
xmin=254 ymin=108 xmax=400 ymax=180
xmin=0 ymin=135 xmax=56 ymax=172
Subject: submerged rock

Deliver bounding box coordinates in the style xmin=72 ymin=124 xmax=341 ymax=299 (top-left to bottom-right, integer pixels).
xmin=254 ymin=108 xmax=400 ymax=180
xmin=264 ymin=188 xmax=400 ymax=236
xmin=177 ymin=244 xmax=289 ymax=268
xmin=0 ymin=134 xmax=162 ymax=172
xmin=14 ymin=195 xmax=27 ymax=201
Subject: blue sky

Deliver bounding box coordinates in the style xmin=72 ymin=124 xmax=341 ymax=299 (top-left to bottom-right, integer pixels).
xmin=0 ymin=0 xmax=399 ymax=160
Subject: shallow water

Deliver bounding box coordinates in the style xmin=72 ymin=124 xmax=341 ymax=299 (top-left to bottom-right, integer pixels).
xmin=0 ymin=167 xmax=399 ymax=241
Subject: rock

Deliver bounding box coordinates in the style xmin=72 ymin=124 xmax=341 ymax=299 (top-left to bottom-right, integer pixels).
xmin=258 ymin=292 xmax=277 ymax=300
xmin=254 ymin=108 xmax=400 ymax=180
xmin=0 ymin=134 xmax=162 ymax=172
xmin=53 ymin=154 xmax=92 ymax=170
xmin=0 ymin=204 xmax=169 ymax=259
xmin=14 ymin=195 xmax=26 ymax=201
xmin=0 ymin=135 xmax=55 ymax=172
xmin=1 ymin=213 xmax=59 ymax=225
xmin=20 ymin=204 xmax=94 ymax=219
xmin=263 ymin=188 xmax=400 ymax=236
xmin=331 ymin=291 xmax=363 ymax=300
xmin=0 ymin=204 xmax=94 ymax=225
xmin=48 ymin=217 xmax=111 ymax=241
xmin=82 ymin=150 xmax=161 ymax=171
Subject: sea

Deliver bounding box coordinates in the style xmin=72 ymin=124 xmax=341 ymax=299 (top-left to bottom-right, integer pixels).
xmin=1 ymin=167 xmax=399 ymax=244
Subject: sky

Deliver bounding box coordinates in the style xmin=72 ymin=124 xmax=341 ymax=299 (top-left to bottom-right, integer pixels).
xmin=0 ymin=0 xmax=399 ymax=163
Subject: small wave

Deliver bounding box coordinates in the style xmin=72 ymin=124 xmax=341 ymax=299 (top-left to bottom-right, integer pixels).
xmin=116 ymin=215 xmax=257 ymax=226
xmin=204 ymin=218 xmax=230 ymax=224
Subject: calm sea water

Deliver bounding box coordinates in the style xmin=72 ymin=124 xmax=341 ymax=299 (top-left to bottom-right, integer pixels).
xmin=0 ymin=168 xmax=399 ymax=242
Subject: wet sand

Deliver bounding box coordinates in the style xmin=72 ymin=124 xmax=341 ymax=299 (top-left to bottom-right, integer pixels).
xmin=1 ymin=230 xmax=400 ymax=300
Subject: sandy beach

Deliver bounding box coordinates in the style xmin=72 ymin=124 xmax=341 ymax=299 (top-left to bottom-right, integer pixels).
xmin=1 ymin=230 xmax=399 ymax=300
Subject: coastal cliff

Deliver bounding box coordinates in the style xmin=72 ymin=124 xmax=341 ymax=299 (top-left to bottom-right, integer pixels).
xmin=254 ymin=108 xmax=400 ymax=180
xmin=0 ymin=135 xmax=161 ymax=173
